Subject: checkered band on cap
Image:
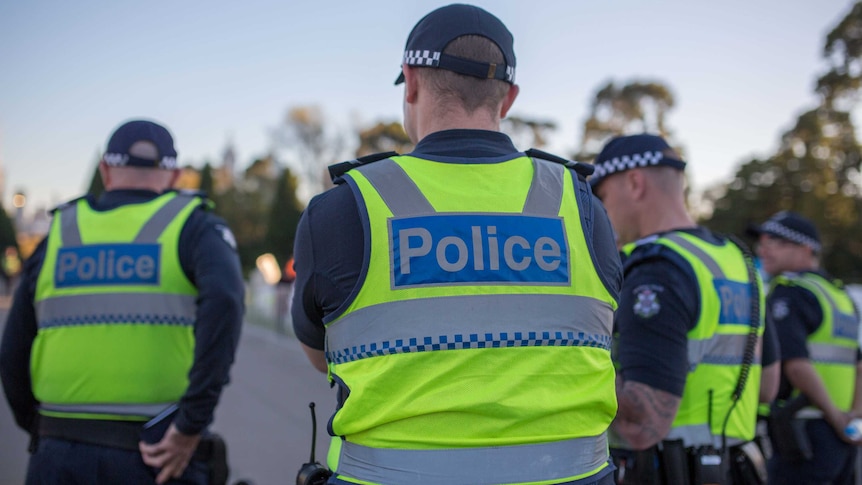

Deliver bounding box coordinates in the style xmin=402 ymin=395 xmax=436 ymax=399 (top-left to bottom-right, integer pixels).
xmin=402 ymin=49 xmax=517 ymax=82
xmin=404 ymin=49 xmax=441 ymax=67
xmin=103 ymin=152 xmax=179 ymax=169
xmin=760 ymin=220 xmax=821 ymax=252
xmin=592 ymin=150 xmax=665 ymax=180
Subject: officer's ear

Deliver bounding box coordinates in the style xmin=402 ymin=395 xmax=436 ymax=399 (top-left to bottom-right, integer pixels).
xmin=500 ymin=84 xmax=519 ymax=119
xmin=627 ymin=169 xmax=648 ymax=201
xmin=168 ymin=168 xmax=181 ymax=188
xmin=98 ymin=160 xmax=112 ymax=188
xmin=403 ymin=64 xmax=420 ymax=105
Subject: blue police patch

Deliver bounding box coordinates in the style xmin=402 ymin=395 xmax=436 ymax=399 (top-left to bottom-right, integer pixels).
xmin=390 ymin=214 xmax=569 ymax=287
xmin=834 ymin=312 xmax=859 ymax=340
xmin=55 ymin=243 xmax=160 ymax=288
xmin=713 ymin=279 xmax=752 ymax=324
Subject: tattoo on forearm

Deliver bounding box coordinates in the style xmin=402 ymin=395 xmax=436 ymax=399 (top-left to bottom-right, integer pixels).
xmin=616 ymin=381 xmax=681 ymax=445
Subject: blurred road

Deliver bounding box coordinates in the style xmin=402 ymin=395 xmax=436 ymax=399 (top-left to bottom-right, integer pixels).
xmin=0 ymin=307 xmax=336 ymax=485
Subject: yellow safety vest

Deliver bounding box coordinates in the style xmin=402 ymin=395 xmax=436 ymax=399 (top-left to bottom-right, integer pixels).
xmin=771 ymin=272 xmax=860 ymax=412
xmin=325 ymin=154 xmax=618 ymax=485
xmin=33 ymin=192 xmax=202 ymax=421
xmin=621 ymin=231 xmax=764 ymax=447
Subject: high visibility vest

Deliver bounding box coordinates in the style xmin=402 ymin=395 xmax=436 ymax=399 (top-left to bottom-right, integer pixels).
xmin=324 ymin=154 xmax=619 ymax=485
xmin=621 ymin=232 xmax=764 ymax=447
xmin=32 ymin=192 xmax=202 ymax=421
xmin=771 ymin=272 xmax=860 ymax=412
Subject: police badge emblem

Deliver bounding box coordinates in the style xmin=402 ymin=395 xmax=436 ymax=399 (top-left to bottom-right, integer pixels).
xmin=633 ymin=285 xmax=661 ymax=318
xmin=772 ymin=299 xmax=790 ymax=320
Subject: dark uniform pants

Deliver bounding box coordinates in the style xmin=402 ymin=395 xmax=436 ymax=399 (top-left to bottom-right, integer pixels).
xmin=767 ymin=419 xmax=857 ymax=485
xmin=26 ymin=437 xmax=209 ymax=485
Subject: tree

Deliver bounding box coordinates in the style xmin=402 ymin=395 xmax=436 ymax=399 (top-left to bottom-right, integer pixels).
xmin=0 ymin=205 xmax=18 ymax=253
xmin=502 ymin=116 xmax=557 ymax=150
xmin=704 ymin=107 xmax=862 ymax=283
xmin=702 ymin=2 xmax=862 ymax=283
xmin=575 ymin=79 xmax=676 ymax=162
xmin=199 ymin=162 xmax=215 ymax=195
xmin=264 ymin=167 xmax=304 ymax=266
xmin=212 ymin=156 xmax=279 ymax=275
xmin=274 ymin=105 xmax=347 ymax=202
xmin=174 ymin=166 xmax=200 ymax=190
xmin=355 ymin=121 xmax=413 ymax=157
xmin=817 ymin=1 xmax=862 ymax=110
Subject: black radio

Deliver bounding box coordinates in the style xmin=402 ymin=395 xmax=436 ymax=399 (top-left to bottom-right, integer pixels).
xmin=296 ymin=402 xmax=332 ymax=485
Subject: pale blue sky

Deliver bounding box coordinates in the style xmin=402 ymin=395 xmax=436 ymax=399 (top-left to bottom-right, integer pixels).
xmin=0 ymin=0 xmax=856 ymax=213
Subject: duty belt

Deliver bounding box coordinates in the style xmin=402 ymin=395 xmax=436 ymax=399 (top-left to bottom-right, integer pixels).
xmin=38 ymin=415 xmax=217 ymax=461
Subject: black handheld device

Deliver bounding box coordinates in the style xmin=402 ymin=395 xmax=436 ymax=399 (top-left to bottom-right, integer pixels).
xmin=296 ymin=402 xmax=332 ymax=485
xmin=140 ymin=404 xmax=179 ymax=444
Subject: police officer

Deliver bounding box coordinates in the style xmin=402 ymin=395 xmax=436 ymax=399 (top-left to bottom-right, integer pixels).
xmin=590 ymin=134 xmax=780 ymax=484
xmin=0 ymin=119 xmax=245 ymax=485
xmin=291 ymin=4 xmax=622 ymax=484
xmin=751 ymin=211 xmax=862 ymax=485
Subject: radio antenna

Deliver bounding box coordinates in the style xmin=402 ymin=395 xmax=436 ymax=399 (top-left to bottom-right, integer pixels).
xmin=308 ymin=402 xmax=318 ymax=463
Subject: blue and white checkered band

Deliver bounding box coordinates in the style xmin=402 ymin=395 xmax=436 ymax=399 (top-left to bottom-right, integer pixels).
xmin=506 ymin=65 xmax=516 ymax=83
xmin=103 ymin=152 xmax=178 ymax=169
xmin=402 ymin=49 xmax=516 ymax=83
xmin=761 ymin=221 xmax=821 ymax=252
xmin=404 ymin=49 xmax=441 ymax=67
xmin=103 ymin=153 xmax=129 ymax=167
xmin=593 ymin=150 xmax=665 ymax=180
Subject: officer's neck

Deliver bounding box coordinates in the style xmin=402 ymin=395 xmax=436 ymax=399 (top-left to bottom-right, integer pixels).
xmin=637 ymin=200 xmax=696 ymax=240
xmin=417 ymin=115 xmax=500 ymax=140
xmin=414 ymin=102 xmax=501 ymax=141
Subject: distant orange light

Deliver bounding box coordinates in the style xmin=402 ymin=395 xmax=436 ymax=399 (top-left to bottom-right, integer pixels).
xmin=12 ymin=194 xmax=26 ymax=208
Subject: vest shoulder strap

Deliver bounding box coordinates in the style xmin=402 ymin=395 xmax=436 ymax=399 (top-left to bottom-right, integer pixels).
xmin=328 ymin=151 xmax=399 ymax=184
xmin=49 ymin=195 xmax=90 ymax=215
xmin=524 ymin=148 xmax=594 ymax=179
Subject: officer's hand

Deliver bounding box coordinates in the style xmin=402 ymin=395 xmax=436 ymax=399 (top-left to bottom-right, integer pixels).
xmin=139 ymin=423 xmax=202 ymax=484
xmin=825 ymin=409 xmax=857 ymax=444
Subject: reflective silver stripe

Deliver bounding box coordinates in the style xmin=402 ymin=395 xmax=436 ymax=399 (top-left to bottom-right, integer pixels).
xmin=338 ymin=434 xmax=608 ymax=485
xmin=797 ymin=276 xmax=841 ymax=315
xmin=523 ymin=158 xmax=564 ymax=216
xmin=36 ymin=293 xmax=197 ymax=329
xmin=809 ymin=342 xmax=858 ymax=365
xmin=356 ymin=159 xmax=434 ymax=216
xmin=796 ymin=407 xmax=824 ymax=419
xmin=135 ymin=194 xmax=197 ymax=242
xmin=688 ymin=333 xmax=756 ymax=368
xmin=40 ymin=402 xmax=174 ymax=417
xmin=665 ymin=424 xmax=745 ymax=448
xmin=58 ymin=194 xmax=196 ymax=246
xmin=327 ymin=294 xmax=613 ymax=364
xmin=60 ymin=204 xmax=82 ymax=247
xmin=663 ymin=233 xmax=725 ymax=279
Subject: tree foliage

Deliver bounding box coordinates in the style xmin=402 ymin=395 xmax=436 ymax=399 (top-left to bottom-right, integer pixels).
xmin=576 ymin=80 xmax=676 ymax=161
xmin=274 ymin=105 xmax=346 ymax=200
xmin=199 ymin=162 xmax=215 ymax=196
xmin=355 ymin=121 xmax=414 ymax=157
xmin=210 ymin=156 xmax=279 ymax=275
xmin=703 ymin=2 xmax=862 ymax=283
xmin=0 ymin=205 xmax=18 ymax=253
xmin=818 ymin=2 xmax=862 ymax=108
xmin=264 ymin=167 xmax=303 ymax=267
xmin=502 ymin=116 xmax=557 ymax=150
